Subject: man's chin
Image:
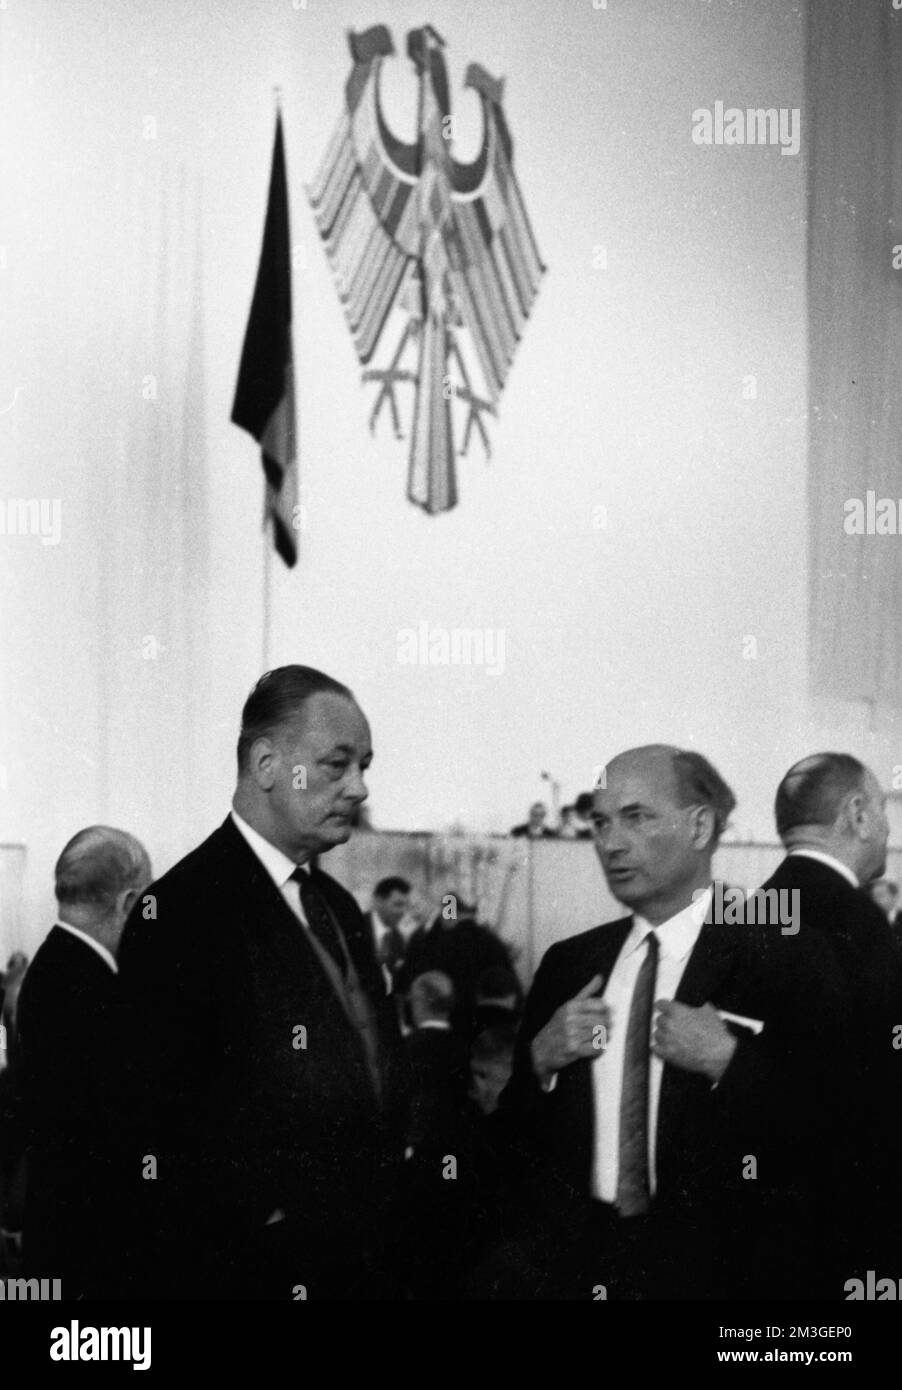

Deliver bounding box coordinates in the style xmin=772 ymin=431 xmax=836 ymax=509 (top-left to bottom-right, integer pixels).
xmin=318 ymin=818 xmax=354 ymax=847
xmin=605 ymin=872 xmax=642 ymax=907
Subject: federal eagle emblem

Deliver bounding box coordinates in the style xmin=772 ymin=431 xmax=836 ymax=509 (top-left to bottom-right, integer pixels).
xmin=307 ymin=23 xmax=546 ymax=514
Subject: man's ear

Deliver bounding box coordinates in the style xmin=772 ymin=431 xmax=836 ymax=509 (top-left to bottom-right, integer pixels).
xmin=690 ymin=804 xmax=717 ymax=852
xmin=845 ymin=791 xmax=868 ymax=840
xmin=249 ymin=736 xmax=278 ymax=789
xmin=119 ymin=886 xmax=140 ymax=919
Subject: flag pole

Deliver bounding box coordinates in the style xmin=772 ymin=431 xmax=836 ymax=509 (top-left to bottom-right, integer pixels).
xmin=261 ymin=83 xmax=281 ymax=674
xmin=263 ymin=509 xmax=272 ymax=669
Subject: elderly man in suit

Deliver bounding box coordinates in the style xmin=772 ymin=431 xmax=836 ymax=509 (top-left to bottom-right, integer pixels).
xmin=498 ymin=745 xmax=847 ymax=1300
xmin=17 ymin=826 xmax=152 ymax=1297
xmin=761 ymin=752 xmax=900 ymax=1285
xmin=117 ymin=665 xmax=403 ymax=1300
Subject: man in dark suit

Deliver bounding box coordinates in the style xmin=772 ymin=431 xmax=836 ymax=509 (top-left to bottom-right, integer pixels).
xmin=498 ymin=745 xmax=847 ymax=1300
xmin=761 ymin=752 xmax=901 ymax=1285
xmin=403 ymin=971 xmax=470 ymax=1102
xmin=116 ymin=665 xmax=403 ymax=1300
xmin=16 ymin=826 xmax=152 ymax=1298
xmin=366 ymin=875 xmax=411 ymax=996
xmin=399 ymin=970 xmax=471 ymax=1294
xmin=398 ymin=903 xmax=513 ymax=1034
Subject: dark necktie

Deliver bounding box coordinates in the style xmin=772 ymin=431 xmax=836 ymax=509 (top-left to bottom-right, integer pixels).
xmin=616 ymin=929 xmax=659 ymax=1217
xmin=291 ymin=869 xmax=346 ymax=974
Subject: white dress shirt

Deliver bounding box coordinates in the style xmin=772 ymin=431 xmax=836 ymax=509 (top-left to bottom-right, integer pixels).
xmin=370 ymin=910 xmax=392 ymax=957
xmin=591 ymin=886 xmax=712 ymax=1204
xmin=230 ymin=808 xmax=311 ymax=926
xmin=369 ymin=910 xmax=397 ymax=993
xmin=56 ymin=920 xmax=118 ymax=974
xmin=786 ymin=847 xmax=859 ymax=889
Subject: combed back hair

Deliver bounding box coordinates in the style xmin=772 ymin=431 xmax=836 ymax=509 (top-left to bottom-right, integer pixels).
xmin=237 ymin=665 xmax=354 ymax=772
xmin=471 ymin=1024 xmax=517 ymax=1066
xmin=671 ymin=750 xmax=736 ymax=847
xmin=775 ymin=753 xmax=868 ymax=839
xmin=374 ymin=876 xmax=410 ymax=899
xmin=409 ymin=970 xmax=455 ymax=1020
xmin=55 ymin=827 xmax=149 ymax=909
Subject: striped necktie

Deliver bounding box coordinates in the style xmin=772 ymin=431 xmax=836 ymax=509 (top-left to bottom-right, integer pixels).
xmin=616 ymin=929 xmax=659 ymax=1217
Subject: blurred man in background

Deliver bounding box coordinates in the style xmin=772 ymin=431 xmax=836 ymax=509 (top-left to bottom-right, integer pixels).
xmin=16 ymin=826 xmax=152 ymax=1297
xmin=470 ymin=1024 xmax=516 ymax=1118
xmin=869 ymin=877 xmax=900 ymax=925
xmin=761 ymin=753 xmax=901 ymax=1284
xmin=398 ymin=895 xmax=514 ymax=1032
xmin=366 ymin=875 xmax=411 ymax=995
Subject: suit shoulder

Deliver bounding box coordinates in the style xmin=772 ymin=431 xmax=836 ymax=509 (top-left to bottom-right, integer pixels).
xmin=539 ymin=917 xmax=629 ymax=966
xmin=145 ymin=822 xmax=235 ymax=900
xmin=119 ymin=822 xmax=237 ymax=963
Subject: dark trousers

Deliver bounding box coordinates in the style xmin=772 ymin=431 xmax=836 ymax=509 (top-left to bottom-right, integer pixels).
xmin=469 ymin=1198 xmax=718 ymax=1301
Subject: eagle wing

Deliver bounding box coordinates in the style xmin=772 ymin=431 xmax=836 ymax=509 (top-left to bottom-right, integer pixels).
xmin=445 ymin=64 xmax=546 ymax=405
xmin=307 ymin=26 xmax=420 ymax=365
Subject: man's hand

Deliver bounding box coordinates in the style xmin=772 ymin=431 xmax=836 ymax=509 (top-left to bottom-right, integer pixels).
xmin=531 ymin=975 xmax=611 ymax=1086
xmin=652 ymin=1000 xmax=737 ymax=1083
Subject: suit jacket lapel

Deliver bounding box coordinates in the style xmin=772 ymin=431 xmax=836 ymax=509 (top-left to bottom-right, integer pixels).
xmin=656 ymin=923 xmax=739 ymax=1177
xmin=566 ymin=918 xmax=632 ymax=1141
xmin=673 ymin=921 xmax=738 ymax=1008
xmin=595 ymin=917 xmax=633 ymax=990
xmin=214 ymin=818 xmax=352 ymax=1016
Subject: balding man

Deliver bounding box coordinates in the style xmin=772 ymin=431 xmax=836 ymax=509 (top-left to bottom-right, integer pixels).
xmin=499 ymin=745 xmax=845 ymax=1300
xmin=761 ymin=753 xmax=902 ymax=1282
xmin=117 ymin=665 xmax=403 ymax=1300
xmin=17 ymin=826 xmax=152 ymax=1297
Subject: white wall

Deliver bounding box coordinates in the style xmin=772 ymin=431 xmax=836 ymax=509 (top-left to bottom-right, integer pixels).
xmin=2 ymin=0 xmax=898 ymax=957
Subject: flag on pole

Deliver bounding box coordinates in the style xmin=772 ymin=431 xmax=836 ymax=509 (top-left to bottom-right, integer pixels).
xmin=232 ymin=111 xmax=298 ymax=567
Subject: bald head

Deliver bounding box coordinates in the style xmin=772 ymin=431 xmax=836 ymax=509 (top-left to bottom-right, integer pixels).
xmin=774 ymin=753 xmax=888 ymax=883
xmin=409 ymin=970 xmax=455 ymax=1027
xmin=592 ymin=745 xmax=735 ymax=924
xmin=55 ymin=826 xmax=152 ymax=952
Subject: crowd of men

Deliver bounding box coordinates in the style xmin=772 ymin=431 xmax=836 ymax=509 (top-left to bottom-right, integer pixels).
xmin=1 ymin=663 xmax=901 ymax=1300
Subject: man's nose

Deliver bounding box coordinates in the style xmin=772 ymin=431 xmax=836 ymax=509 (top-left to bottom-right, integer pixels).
xmin=347 ymin=766 xmax=369 ymax=802
xmin=602 ymin=827 xmax=627 ymax=857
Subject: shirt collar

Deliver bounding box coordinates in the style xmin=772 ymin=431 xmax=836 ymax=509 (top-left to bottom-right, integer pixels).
xmin=627 ymin=884 xmax=713 ymax=962
xmin=371 ymin=909 xmax=391 ymax=938
xmin=787 ymin=848 xmax=859 ymax=889
xmin=55 ymin=921 xmax=118 ymax=974
xmin=230 ymin=809 xmax=308 ymax=890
